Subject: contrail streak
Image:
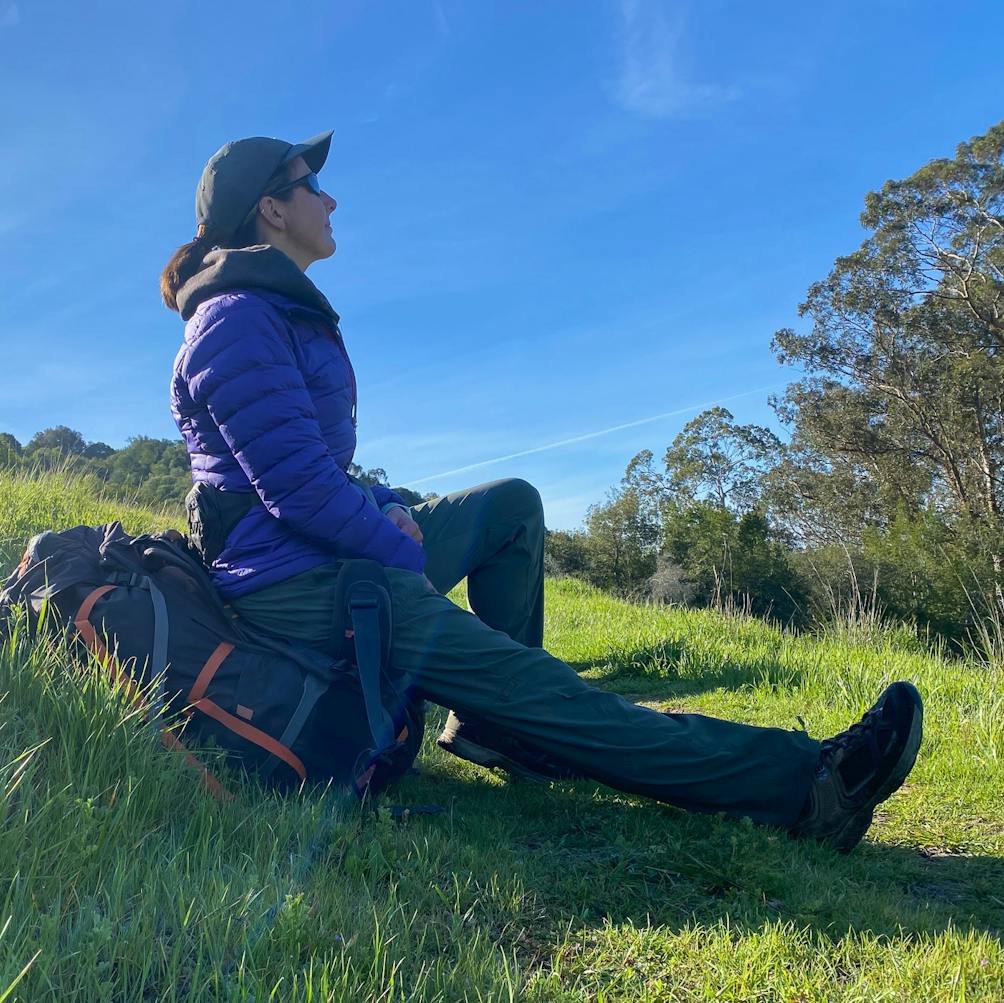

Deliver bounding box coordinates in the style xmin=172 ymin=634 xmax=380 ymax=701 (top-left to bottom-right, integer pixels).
xmin=406 ymin=383 xmax=782 ymax=486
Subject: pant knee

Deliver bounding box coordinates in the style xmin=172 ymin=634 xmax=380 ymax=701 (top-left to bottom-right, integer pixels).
xmin=491 ymin=477 xmax=543 ymax=523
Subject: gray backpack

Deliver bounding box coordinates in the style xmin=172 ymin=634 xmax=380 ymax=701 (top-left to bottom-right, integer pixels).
xmin=0 ymin=522 xmax=424 ymax=797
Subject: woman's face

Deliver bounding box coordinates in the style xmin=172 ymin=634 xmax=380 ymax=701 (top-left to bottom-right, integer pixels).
xmin=260 ymin=155 xmax=337 ymax=269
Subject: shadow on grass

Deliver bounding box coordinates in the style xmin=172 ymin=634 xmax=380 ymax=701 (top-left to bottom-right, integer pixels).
xmin=564 ymin=638 xmax=806 ymax=703
xmin=387 ymin=751 xmax=1004 ymax=956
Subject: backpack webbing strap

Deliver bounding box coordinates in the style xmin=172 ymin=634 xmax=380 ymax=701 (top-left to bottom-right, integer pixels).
xmin=74 ymin=586 xmax=147 ymax=706
xmin=73 ymin=585 xmax=116 ymax=651
xmin=190 ymin=698 xmax=307 ymax=783
xmin=186 ymin=642 xmax=308 ymax=784
xmin=141 ymin=577 xmax=170 ymax=720
xmin=73 ymin=585 xmax=231 ymax=802
xmin=158 ymin=728 xmax=231 ymax=802
xmin=262 ymin=673 xmax=330 ymax=781
xmin=348 ymin=582 xmax=396 ymax=754
xmin=189 ymin=642 xmax=235 ymax=703
xmin=352 ymin=722 xmax=412 ymax=795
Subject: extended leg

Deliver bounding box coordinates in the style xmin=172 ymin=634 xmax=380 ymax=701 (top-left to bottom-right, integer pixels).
xmin=385 ymin=567 xmax=819 ymax=828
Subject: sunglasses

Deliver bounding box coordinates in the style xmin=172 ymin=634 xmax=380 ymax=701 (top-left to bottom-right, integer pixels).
xmin=238 ymin=172 xmax=323 ymax=233
xmin=265 ymin=171 xmax=322 ymax=199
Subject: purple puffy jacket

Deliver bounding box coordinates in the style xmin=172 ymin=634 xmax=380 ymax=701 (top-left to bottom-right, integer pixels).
xmin=170 ymin=247 xmax=425 ymax=597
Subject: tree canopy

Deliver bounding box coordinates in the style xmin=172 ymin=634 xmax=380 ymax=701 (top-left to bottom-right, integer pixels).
xmin=771 ymin=122 xmax=1004 ymax=568
xmin=547 ymin=120 xmax=1004 ymax=646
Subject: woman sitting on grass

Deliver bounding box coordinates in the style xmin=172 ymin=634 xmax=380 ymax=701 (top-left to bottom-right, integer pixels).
xmin=162 ymin=129 xmax=923 ymax=853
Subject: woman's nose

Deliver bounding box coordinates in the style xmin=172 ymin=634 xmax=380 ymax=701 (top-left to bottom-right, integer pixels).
xmin=323 ymin=192 xmax=337 ymax=213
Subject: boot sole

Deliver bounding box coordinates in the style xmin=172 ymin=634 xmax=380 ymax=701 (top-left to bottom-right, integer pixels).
xmin=832 ymin=683 xmax=924 ymax=852
xmin=870 ymin=682 xmax=924 ymax=806
xmin=437 ymin=734 xmax=554 ymax=784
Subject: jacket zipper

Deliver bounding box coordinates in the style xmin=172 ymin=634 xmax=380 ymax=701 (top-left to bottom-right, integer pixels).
xmin=334 ymin=325 xmax=358 ymax=429
xmin=282 ymin=302 xmax=358 ymax=430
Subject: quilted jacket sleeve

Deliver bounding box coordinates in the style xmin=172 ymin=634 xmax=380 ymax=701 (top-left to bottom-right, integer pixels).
xmin=184 ymin=298 xmax=425 ymax=573
xmin=370 ymin=483 xmax=408 ymax=510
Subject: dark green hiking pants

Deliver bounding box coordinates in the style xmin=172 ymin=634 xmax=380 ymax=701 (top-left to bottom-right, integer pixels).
xmin=233 ymin=477 xmax=820 ymax=827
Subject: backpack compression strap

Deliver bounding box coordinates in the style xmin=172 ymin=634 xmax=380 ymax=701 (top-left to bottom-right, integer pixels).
xmin=73 ymin=585 xmax=232 ymax=802
xmin=186 ymin=641 xmax=308 ymax=784
xmin=347 ymin=579 xmax=396 ymax=753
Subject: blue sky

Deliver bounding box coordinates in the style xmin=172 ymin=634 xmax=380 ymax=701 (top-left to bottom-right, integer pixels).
xmin=1 ymin=1 xmax=1002 ymax=529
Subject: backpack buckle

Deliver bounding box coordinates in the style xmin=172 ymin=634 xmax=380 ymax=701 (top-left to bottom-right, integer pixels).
xmin=348 ymin=594 xmax=379 ymax=611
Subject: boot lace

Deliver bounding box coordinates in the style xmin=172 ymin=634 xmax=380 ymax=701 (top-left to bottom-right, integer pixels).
xmin=819 ymin=699 xmax=889 ymax=763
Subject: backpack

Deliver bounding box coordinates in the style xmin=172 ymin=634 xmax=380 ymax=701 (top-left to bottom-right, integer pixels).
xmin=0 ymin=522 xmax=424 ymax=798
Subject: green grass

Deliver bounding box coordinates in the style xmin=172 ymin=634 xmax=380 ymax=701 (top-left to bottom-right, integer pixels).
xmin=0 ymin=468 xmax=1002 ymax=1001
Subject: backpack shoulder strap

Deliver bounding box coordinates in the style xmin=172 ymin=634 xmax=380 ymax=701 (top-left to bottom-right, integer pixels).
xmin=331 ymin=560 xmax=396 ymax=754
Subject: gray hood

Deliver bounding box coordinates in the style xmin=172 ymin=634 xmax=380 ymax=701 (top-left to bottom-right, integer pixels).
xmin=176 ymin=245 xmax=339 ymax=323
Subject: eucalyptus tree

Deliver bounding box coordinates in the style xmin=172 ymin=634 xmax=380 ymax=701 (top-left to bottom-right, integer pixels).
xmin=772 ymin=121 xmax=1004 ymax=582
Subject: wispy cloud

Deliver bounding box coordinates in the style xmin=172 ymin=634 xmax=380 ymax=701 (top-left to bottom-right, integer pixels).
xmin=357 ymin=430 xmax=472 ymax=458
xmin=405 ymin=384 xmax=780 ymax=486
xmin=432 ymin=0 xmax=450 ymax=38
xmin=613 ymin=0 xmax=738 ymax=118
xmin=0 ymin=2 xmax=19 ymax=28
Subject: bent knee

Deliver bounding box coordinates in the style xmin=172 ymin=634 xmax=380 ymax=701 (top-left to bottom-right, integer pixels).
xmin=490 ymin=477 xmax=543 ymax=520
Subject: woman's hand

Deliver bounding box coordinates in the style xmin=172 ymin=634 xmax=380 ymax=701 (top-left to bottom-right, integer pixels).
xmin=386 ymin=506 xmax=423 ymax=545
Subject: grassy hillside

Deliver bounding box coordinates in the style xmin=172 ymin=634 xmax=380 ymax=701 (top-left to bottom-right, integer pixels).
xmin=0 ymin=469 xmax=1002 ymax=1001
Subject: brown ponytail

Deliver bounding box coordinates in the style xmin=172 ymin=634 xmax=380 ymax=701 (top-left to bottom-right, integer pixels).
xmin=160 ymin=226 xmax=213 ymax=312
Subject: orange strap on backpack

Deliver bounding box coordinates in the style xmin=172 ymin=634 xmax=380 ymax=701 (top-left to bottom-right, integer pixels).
xmin=185 ymin=641 xmax=307 ymax=784
xmin=73 ymin=585 xmax=232 ymax=802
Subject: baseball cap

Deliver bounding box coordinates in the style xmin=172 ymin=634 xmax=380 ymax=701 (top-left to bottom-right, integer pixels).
xmin=195 ymin=130 xmax=333 ymax=243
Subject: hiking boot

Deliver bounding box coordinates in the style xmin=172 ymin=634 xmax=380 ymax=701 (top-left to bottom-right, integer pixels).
xmin=436 ymin=712 xmax=583 ymax=783
xmin=791 ymin=681 xmax=923 ymax=853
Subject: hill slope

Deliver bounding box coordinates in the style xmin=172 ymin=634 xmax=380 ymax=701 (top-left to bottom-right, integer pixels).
xmin=1 ymin=470 xmax=1002 ymax=1001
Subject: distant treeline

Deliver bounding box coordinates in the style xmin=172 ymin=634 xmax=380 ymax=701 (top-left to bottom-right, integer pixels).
xmin=0 ymin=427 xmax=428 ymax=511
xmin=545 ymin=120 xmax=1004 ymax=650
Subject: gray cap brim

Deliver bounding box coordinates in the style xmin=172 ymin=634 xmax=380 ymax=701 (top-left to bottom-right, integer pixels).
xmin=281 ymin=130 xmax=333 ymax=174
